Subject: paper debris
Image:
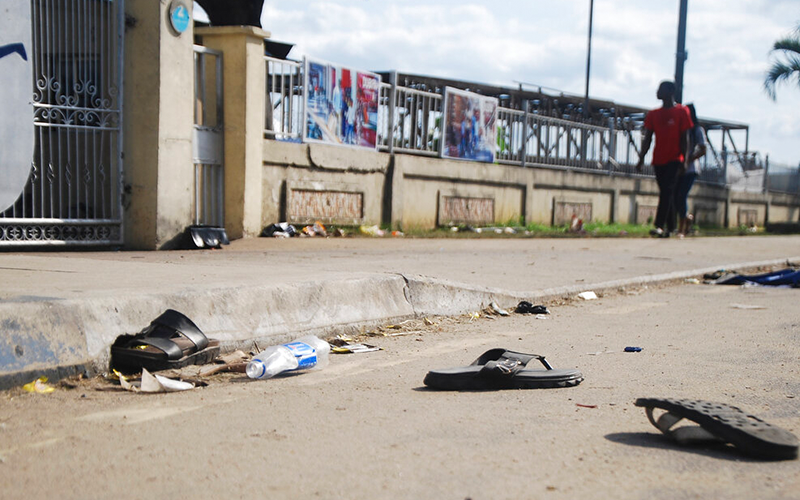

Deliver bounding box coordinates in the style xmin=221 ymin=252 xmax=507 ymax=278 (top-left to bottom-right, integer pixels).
xmin=730 ymin=303 xmax=766 ymax=310
xmin=22 ymin=376 xmax=55 ymax=394
xmin=489 ymin=302 xmax=510 ymax=316
xmin=577 ymin=291 xmax=598 ymax=300
xmin=331 ymin=343 xmax=382 ymax=354
xmin=118 ymin=368 xmax=194 ymax=393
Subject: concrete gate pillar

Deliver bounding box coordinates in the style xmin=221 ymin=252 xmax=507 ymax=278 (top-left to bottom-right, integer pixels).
xmin=196 ymin=26 xmax=270 ymax=239
xmin=123 ymin=0 xmax=196 ymax=249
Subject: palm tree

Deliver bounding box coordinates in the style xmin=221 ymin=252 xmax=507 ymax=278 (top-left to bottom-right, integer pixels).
xmin=764 ymin=26 xmax=800 ymax=100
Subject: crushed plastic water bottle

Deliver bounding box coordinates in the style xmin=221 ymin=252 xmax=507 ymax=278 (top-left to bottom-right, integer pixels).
xmin=246 ymin=335 xmax=330 ymax=380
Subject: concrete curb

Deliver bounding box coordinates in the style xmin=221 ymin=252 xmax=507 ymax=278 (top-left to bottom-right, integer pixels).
xmin=1 ymin=256 xmax=797 ymax=390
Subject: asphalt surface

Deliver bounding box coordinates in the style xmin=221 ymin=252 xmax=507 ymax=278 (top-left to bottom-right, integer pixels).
xmin=0 ymin=278 xmax=798 ymax=499
xmin=0 ymin=235 xmax=799 ymax=389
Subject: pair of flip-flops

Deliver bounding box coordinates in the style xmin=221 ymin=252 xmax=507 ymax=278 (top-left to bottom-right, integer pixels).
xmin=423 ymin=350 xmax=798 ymax=460
xmin=111 ymin=309 xmax=220 ymax=373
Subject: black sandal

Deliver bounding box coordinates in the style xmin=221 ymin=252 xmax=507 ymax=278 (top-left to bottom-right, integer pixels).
xmin=111 ymin=310 xmax=220 ymax=373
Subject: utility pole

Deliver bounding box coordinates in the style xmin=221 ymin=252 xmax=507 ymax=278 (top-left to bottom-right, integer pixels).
xmin=583 ymin=0 xmax=594 ymax=118
xmin=675 ymin=0 xmax=688 ymax=103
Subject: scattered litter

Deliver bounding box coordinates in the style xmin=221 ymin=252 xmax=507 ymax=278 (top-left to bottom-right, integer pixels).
xmin=534 ymin=314 xmax=549 ymax=320
xmin=569 ymin=215 xmax=584 ymax=233
xmin=22 ymin=376 xmax=55 ymax=394
xmin=468 ymin=311 xmax=481 ymax=321
xmin=577 ymin=291 xmax=598 ymax=300
xmin=710 ymin=268 xmax=800 ymax=287
xmin=587 ymin=350 xmax=617 ymax=356
xmin=247 ymin=336 xmax=330 ymax=380
xmin=489 ymin=302 xmax=510 ymax=316
xmin=262 ymin=222 xmax=297 ymax=238
xmin=359 ymin=225 xmax=385 ymax=237
xmin=576 ymin=403 xmax=597 ymax=409
xmin=331 ymin=343 xmax=382 ymax=354
xmin=703 ymin=269 xmax=727 ymax=280
xmin=730 ymin=304 xmax=767 ymax=310
xmin=684 ymin=278 xmax=701 ymax=284
xmin=302 ymin=221 xmax=327 ymax=237
xmin=391 ymin=230 xmax=405 ymax=237
xmin=423 ymin=317 xmax=435 ymax=326
xmin=186 ymin=225 xmax=229 ymax=249
xmin=333 ymin=228 xmax=346 ymax=237
xmin=118 ymin=369 xmax=195 ymax=393
xmin=515 ymin=301 xmax=549 ymax=315
xmin=624 ymin=346 xmax=643 ymax=352
xmin=366 ymin=330 xmax=419 ymax=337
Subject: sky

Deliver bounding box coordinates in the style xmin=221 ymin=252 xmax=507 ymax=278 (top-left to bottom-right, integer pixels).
xmin=203 ymin=1 xmax=800 ymax=166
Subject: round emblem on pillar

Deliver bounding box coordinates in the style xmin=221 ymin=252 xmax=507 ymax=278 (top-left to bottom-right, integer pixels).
xmin=169 ymin=0 xmax=191 ymax=35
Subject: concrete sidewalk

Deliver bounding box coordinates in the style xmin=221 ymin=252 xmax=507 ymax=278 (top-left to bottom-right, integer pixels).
xmin=1 ymin=235 xmax=798 ymax=389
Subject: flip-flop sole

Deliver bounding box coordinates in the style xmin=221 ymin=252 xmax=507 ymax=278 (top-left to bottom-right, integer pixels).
xmin=424 ymin=366 xmax=583 ymax=390
xmin=635 ymin=397 xmax=799 ymax=460
xmin=111 ymin=340 xmax=220 ymax=373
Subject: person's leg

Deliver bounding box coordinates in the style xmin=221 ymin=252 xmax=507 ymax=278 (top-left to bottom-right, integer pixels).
xmin=675 ymin=172 xmax=697 ymax=235
xmin=654 ymin=163 xmax=680 ymax=232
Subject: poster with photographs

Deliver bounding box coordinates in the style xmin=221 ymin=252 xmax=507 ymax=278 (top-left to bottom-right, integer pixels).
xmin=303 ymin=58 xmax=381 ymax=150
xmin=440 ymin=87 xmax=498 ymax=163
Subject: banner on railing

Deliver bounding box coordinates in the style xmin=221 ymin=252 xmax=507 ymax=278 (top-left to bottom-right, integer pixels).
xmin=440 ymin=87 xmax=498 ymax=163
xmin=303 ymin=58 xmax=381 ymax=150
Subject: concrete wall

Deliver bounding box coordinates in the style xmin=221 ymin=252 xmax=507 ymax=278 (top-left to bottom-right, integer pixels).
xmin=262 ymin=142 xmax=390 ymax=228
xmin=260 ymin=141 xmax=800 ymax=232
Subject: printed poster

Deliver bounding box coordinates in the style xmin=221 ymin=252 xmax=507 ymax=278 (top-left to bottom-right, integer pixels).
xmin=441 ymin=87 xmax=498 ymax=163
xmin=304 ymin=58 xmax=381 ymax=150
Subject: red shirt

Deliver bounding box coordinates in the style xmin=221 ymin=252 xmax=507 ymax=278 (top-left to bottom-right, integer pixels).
xmin=644 ymin=104 xmax=693 ymax=165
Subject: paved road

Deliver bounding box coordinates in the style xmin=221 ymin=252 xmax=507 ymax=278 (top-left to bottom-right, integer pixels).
xmin=1 ymin=235 xmax=799 ymax=389
xmin=1 ymin=281 xmax=798 ymax=499
xmin=2 ymin=235 xmax=799 ymax=300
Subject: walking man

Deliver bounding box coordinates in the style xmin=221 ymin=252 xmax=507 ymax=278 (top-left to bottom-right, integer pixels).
xmin=636 ymin=81 xmax=693 ymax=237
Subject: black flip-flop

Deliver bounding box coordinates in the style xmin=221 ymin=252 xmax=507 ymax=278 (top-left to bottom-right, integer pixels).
xmin=635 ymin=397 xmax=799 ymax=460
xmin=423 ymin=349 xmax=583 ymax=390
xmin=111 ymin=309 xmax=220 ymax=373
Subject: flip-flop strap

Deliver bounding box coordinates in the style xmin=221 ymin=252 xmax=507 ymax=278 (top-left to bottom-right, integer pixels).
xmin=146 ymin=310 xmax=209 ymax=351
xmin=474 ymin=349 xmax=554 ymax=378
xmin=645 ymin=406 xmax=721 ymax=444
xmin=136 ymin=337 xmax=184 ymax=360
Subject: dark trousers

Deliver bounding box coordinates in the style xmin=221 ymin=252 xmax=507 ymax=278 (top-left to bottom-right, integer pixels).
xmin=654 ymin=161 xmax=681 ymax=232
xmin=675 ymin=172 xmax=697 ymax=219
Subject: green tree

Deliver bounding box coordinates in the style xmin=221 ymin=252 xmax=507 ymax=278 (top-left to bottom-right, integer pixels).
xmin=764 ymin=26 xmax=800 ymax=100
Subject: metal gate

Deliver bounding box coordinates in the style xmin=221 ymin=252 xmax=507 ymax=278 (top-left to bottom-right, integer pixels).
xmin=0 ymin=0 xmax=124 ymax=246
xmin=192 ymin=45 xmax=224 ymax=227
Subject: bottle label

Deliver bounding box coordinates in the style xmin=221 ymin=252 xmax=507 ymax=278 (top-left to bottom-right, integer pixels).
xmin=283 ymin=342 xmax=318 ymax=369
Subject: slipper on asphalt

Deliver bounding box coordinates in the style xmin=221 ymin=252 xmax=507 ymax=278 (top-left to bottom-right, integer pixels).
xmin=515 ymin=301 xmax=549 ymax=315
xmin=635 ymin=397 xmax=799 ymax=460
xmin=423 ymin=349 xmax=583 ymax=390
xmin=111 ymin=309 xmax=220 ymax=373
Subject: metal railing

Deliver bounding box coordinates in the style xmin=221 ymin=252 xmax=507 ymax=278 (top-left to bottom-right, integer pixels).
xmin=380 ymin=81 xmax=443 ymax=156
xmin=260 ymin=60 xmax=798 ymax=194
xmin=265 ymin=56 xmax=304 ymax=141
xmin=192 ymin=45 xmax=224 ymax=227
xmin=0 ymin=0 xmax=124 ymax=246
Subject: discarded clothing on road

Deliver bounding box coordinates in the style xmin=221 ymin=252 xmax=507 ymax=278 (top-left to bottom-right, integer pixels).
xmin=709 ymin=268 xmax=800 ymax=287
